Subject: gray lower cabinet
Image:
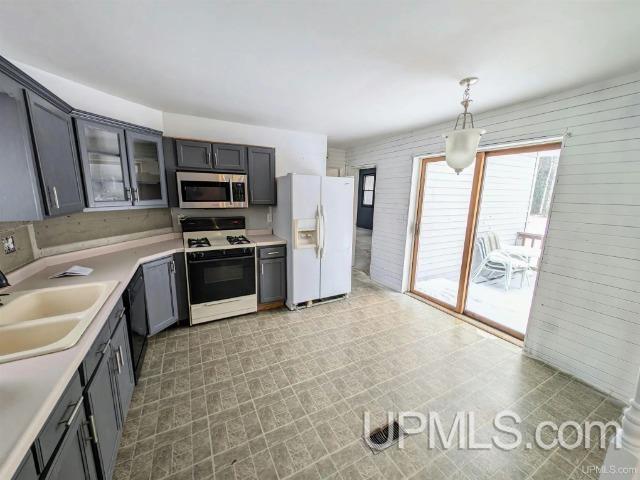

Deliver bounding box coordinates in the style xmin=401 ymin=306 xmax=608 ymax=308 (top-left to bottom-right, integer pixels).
xmin=110 ymin=316 xmax=135 ymax=418
xmin=175 ymin=139 xmax=212 ymax=170
xmin=44 ymin=406 xmax=98 ymax=480
xmin=85 ymin=343 xmax=121 ymax=480
xmin=247 ymin=146 xmax=276 ymax=205
xmin=17 ymin=300 xmax=136 ymax=480
xmin=143 ymin=256 xmax=178 ymax=336
xmin=34 ymin=372 xmax=83 ymax=469
xmin=258 ymin=246 xmax=286 ymax=304
xmin=11 ymin=449 xmax=38 ymax=480
xmin=26 ymin=91 xmax=84 ymax=216
xmin=173 ymin=253 xmax=189 ymax=323
xmin=212 ymin=143 xmax=247 ymax=172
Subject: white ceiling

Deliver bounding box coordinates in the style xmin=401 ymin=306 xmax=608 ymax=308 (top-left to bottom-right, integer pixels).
xmin=1 ymin=1 xmax=639 ymax=147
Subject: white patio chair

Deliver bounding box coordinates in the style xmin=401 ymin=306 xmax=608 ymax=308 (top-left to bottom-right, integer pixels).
xmin=471 ymin=232 xmax=531 ymax=290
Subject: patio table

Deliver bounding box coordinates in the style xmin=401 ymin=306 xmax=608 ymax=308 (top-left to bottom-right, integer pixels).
xmin=502 ymin=245 xmax=541 ymax=268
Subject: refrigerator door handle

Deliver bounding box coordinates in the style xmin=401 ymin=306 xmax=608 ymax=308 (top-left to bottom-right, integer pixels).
xmin=320 ymin=205 xmax=326 ymax=258
xmin=315 ymin=205 xmax=322 ymax=258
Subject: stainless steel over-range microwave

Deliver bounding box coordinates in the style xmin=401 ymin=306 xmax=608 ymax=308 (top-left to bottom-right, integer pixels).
xmin=176 ymin=172 xmax=248 ymax=209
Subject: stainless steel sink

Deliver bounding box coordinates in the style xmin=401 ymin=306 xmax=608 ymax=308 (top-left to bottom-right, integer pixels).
xmin=0 ymin=281 xmax=118 ymax=363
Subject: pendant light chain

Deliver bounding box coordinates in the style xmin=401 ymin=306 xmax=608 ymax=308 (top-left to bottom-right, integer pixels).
xmin=454 ymin=78 xmax=476 ymax=130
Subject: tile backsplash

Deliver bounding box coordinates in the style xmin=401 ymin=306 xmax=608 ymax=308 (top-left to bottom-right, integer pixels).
xmin=0 ymin=222 xmax=35 ymax=274
xmin=0 ymin=208 xmax=173 ymax=274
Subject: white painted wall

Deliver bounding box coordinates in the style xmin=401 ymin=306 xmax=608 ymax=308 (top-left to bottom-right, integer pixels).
xmin=14 ymin=61 xmax=164 ymax=131
xmin=327 ymin=147 xmax=347 ymax=176
xmin=163 ymin=112 xmax=327 ymax=177
xmin=346 ymin=70 xmax=640 ymax=401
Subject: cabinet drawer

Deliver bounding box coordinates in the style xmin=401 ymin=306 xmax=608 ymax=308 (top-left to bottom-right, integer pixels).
xmin=108 ymin=297 xmax=126 ymax=333
xmin=258 ymin=246 xmax=285 ymax=259
xmin=35 ymin=371 xmax=82 ymax=469
xmin=81 ymin=321 xmax=111 ymax=386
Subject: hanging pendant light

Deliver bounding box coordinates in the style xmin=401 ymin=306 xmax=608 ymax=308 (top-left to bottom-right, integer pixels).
xmin=443 ymin=77 xmax=486 ymax=174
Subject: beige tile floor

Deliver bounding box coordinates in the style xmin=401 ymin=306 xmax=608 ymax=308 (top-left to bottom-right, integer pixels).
xmin=113 ymin=271 xmax=622 ymax=480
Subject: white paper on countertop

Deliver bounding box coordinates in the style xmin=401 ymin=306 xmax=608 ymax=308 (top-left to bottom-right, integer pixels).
xmin=49 ymin=265 xmax=94 ymax=278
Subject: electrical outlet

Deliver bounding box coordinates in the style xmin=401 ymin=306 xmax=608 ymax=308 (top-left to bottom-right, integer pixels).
xmin=2 ymin=236 xmax=16 ymax=254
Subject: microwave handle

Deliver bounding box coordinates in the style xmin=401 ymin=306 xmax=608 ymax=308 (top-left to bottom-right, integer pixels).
xmin=229 ymin=178 xmax=234 ymax=204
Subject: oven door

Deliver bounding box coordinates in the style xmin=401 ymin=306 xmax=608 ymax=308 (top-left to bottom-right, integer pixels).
xmin=187 ymin=252 xmax=256 ymax=304
xmin=177 ymin=171 xmax=233 ymax=208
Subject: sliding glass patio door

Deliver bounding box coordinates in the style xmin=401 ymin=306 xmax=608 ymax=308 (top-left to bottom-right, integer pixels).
xmin=464 ymin=146 xmax=561 ymax=338
xmin=410 ymin=155 xmax=482 ymax=310
xmin=410 ymin=144 xmax=561 ymax=339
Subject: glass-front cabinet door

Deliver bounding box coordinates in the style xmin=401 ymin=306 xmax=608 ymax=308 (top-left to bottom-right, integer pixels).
xmin=76 ymin=119 xmax=132 ymax=208
xmin=125 ymin=131 xmax=167 ymax=206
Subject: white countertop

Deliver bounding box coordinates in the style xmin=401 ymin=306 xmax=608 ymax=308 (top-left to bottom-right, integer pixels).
xmin=0 ymin=232 xmax=285 ymax=478
xmin=246 ymin=234 xmax=286 ymax=247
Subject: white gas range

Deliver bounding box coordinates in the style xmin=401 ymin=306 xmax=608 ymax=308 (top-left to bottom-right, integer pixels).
xmin=180 ymin=217 xmax=257 ymax=325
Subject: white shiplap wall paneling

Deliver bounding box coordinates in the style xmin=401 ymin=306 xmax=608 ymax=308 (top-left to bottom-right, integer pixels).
xmin=346 ymin=71 xmax=640 ymax=401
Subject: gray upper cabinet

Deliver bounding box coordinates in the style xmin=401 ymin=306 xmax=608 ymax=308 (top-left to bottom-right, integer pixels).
xmin=76 ymin=119 xmax=132 ymax=208
xmin=247 ymin=146 xmax=276 ymax=205
xmin=163 ymin=137 xmax=180 ymax=207
xmin=26 ymin=91 xmax=85 ymax=216
xmin=143 ymin=256 xmax=178 ymax=336
xmin=0 ymin=72 xmax=45 ymax=221
xmin=77 ymin=117 xmax=168 ymax=210
xmin=176 ymin=139 xmax=212 ymax=170
xmin=125 ymin=131 xmax=167 ymax=206
xmin=212 ymin=143 xmax=247 ymax=172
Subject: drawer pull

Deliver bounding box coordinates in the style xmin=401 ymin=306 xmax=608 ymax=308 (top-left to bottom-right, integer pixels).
xmin=101 ymin=339 xmax=111 ymax=355
xmin=267 ymin=251 xmax=278 ymax=255
xmin=117 ymin=307 xmax=126 ymax=320
xmin=60 ymin=400 xmax=83 ymax=427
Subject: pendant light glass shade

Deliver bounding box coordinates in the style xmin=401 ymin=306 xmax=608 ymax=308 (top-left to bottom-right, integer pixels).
xmin=443 ymin=128 xmax=485 ymax=174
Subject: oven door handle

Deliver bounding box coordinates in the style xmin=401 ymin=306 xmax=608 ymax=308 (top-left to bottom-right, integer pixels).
xmin=188 ymin=255 xmax=255 ymax=264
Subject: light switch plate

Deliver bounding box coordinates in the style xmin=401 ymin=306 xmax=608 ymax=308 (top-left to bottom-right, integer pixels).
xmin=2 ymin=236 xmax=16 ymax=254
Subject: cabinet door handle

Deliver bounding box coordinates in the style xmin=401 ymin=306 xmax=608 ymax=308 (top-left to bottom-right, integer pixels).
xmin=59 ymin=400 xmax=83 ymax=427
xmin=206 ymin=151 xmax=211 ymax=165
xmin=132 ymin=188 xmax=139 ymax=203
xmin=114 ymin=349 xmax=122 ymax=374
xmin=87 ymin=414 xmax=99 ymax=444
xmin=52 ymin=186 xmax=60 ymax=209
xmin=214 ymin=151 xmax=218 ymax=164
xmin=118 ymin=345 xmax=125 ymax=371
xmin=261 ymin=264 xmax=264 ymax=276
xmin=124 ymin=187 xmax=131 ymax=201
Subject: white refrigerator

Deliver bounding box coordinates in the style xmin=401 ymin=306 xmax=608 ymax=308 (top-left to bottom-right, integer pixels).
xmin=273 ymin=174 xmax=354 ymax=310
